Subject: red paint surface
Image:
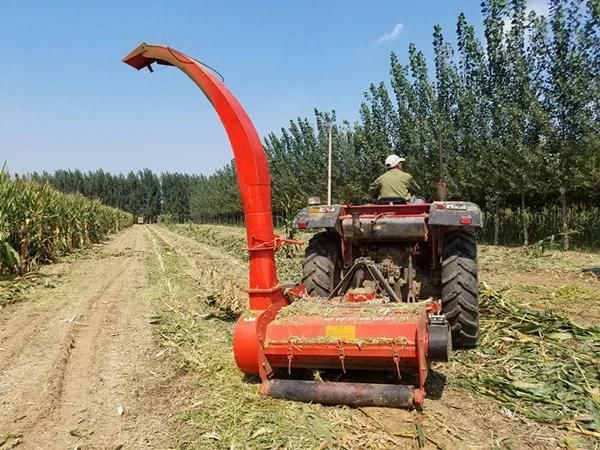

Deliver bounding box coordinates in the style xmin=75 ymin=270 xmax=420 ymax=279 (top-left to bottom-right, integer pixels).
xmin=122 ymin=43 xmax=283 ymax=310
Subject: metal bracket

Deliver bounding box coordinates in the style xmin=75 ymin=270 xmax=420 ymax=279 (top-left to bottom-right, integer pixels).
xmin=337 ymin=340 xmax=346 ymax=374
xmin=391 ymin=341 xmax=402 ymax=380
xmin=406 ymin=250 xmax=416 ymax=303
xmin=329 ymin=257 xmax=402 ymax=303
xmin=246 ymin=234 xmax=303 ymax=252
xmin=287 ymin=340 xmax=294 ymax=375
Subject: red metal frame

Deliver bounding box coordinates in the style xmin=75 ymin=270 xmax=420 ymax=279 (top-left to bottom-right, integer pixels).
xmin=262 ymin=307 xmax=430 ymax=407
xmin=337 ymin=204 xmax=430 ymax=266
xmin=123 ymin=43 xmax=284 ymax=311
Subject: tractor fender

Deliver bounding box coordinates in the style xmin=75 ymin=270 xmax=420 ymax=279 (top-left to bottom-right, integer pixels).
xmin=428 ymin=202 xmax=482 ymax=228
xmin=293 ymin=205 xmax=343 ymax=230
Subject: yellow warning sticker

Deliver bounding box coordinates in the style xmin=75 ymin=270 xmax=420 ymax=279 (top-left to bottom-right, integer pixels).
xmin=325 ymin=325 xmax=356 ymax=340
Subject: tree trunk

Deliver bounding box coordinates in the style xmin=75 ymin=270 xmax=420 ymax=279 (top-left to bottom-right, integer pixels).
xmin=521 ymin=192 xmax=529 ymax=246
xmin=560 ymin=187 xmax=569 ymax=250
xmin=493 ymin=198 xmax=500 ymax=246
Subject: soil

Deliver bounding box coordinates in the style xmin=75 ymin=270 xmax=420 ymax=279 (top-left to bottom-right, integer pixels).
xmin=479 ymin=245 xmax=600 ymax=325
xmin=0 ymin=227 xmax=193 ymax=450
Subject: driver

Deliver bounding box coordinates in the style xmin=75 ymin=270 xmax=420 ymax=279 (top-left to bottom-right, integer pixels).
xmin=369 ymin=154 xmax=420 ymax=202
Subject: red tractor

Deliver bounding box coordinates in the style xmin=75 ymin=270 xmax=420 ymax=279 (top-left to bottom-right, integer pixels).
xmin=294 ymin=200 xmax=481 ymax=349
xmin=123 ymin=43 xmax=481 ymax=409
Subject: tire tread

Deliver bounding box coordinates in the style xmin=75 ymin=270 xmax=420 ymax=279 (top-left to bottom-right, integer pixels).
xmin=302 ymin=232 xmax=342 ymax=297
xmin=441 ymin=230 xmax=479 ymax=348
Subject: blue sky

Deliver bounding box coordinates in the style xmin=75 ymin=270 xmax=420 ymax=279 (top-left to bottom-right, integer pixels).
xmin=0 ymin=0 xmax=547 ymax=176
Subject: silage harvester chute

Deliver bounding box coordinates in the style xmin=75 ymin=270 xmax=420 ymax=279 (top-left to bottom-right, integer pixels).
xmin=123 ymin=43 xmax=476 ymax=409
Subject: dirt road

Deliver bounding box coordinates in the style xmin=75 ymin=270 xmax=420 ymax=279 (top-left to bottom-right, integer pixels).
xmin=0 ymin=227 xmax=181 ymax=449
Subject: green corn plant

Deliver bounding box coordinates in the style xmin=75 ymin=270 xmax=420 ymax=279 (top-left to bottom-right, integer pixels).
xmin=0 ymin=168 xmax=133 ymax=275
xmin=481 ymin=207 xmax=600 ymax=248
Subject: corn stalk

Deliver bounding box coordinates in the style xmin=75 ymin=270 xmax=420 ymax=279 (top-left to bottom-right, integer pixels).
xmin=0 ymin=169 xmax=133 ymax=275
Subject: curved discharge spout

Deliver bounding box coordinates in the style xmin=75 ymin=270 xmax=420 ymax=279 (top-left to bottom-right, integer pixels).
xmin=123 ymin=43 xmax=284 ymax=309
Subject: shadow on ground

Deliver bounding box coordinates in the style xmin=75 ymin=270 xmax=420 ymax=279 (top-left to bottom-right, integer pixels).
xmin=582 ymin=266 xmax=600 ymax=279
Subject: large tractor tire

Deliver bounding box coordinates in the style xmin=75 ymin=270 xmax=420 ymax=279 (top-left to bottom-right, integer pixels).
xmin=302 ymin=231 xmax=342 ymax=297
xmin=441 ymin=230 xmax=479 ymax=348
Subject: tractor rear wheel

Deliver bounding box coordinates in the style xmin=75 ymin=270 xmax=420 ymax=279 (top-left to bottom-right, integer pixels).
xmin=441 ymin=230 xmax=479 ymax=348
xmin=302 ymin=231 xmax=342 ymax=297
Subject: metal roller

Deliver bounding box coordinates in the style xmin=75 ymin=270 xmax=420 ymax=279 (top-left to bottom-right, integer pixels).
xmin=261 ymin=379 xmax=415 ymax=409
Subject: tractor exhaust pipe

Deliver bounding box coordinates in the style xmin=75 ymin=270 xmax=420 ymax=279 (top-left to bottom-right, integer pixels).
xmin=261 ymin=380 xmax=415 ymax=409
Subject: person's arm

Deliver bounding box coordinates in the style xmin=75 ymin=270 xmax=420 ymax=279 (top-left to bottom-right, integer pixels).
xmin=368 ymin=178 xmax=381 ymax=199
xmin=408 ymin=175 xmax=420 ymax=194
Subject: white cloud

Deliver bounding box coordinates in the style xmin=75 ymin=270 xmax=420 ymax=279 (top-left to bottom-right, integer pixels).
xmin=376 ymin=23 xmax=404 ymax=46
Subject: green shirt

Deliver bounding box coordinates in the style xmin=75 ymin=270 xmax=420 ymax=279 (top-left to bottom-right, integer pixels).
xmin=369 ymin=169 xmax=420 ymax=201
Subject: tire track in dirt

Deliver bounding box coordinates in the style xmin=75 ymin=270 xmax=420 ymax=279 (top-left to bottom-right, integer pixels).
xmin=0 ymin=240 xmax=132 ymax=432
xmin=0 ymin=226 xmax=182 ymax=449
xmin=0 ymin=259 xmax=126 ymax=374
xmin=28 ymin=255 xmax=136 ymax=444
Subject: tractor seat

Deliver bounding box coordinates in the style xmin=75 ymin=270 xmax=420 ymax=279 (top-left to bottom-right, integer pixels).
xmin=377 ymin=197 xmax=407 ymax=205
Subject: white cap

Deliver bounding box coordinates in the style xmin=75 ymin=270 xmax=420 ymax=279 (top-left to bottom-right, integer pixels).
xmin=385 ymin=154 xmax=406 ymax=168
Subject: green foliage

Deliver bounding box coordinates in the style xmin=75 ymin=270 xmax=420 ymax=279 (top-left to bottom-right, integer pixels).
xmin=0 ymin=169 xmax=132 ymax=275
xmin=32 ymin=168 xmax=162 ymax=221
xmin=276 ymin=194 xmax=301 ymax=259
xmin=181 ymin=0 xmax=598 ymax=243
xmin=189 ymin=163 xmax=242 ymax=222
xmin=453 ymin=284 xmax=600 ymax=431
xmin=480 ymin=206 xmax=600 ymax=247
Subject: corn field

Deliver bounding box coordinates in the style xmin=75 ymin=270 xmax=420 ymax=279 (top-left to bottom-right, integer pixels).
xmin=189 ymin=206 xmax=600 ymax=250
xmin=0 ymin=170 xmax=133 ymax=275
xmin=480 ymin=207 xmax=600 ymax=248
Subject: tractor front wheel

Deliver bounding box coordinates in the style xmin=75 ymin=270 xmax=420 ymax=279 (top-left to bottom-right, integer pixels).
xmin=302 ymin=231 xmax=342 ymax=297
xmin=441 ymin=230 xmax=479 ymax=348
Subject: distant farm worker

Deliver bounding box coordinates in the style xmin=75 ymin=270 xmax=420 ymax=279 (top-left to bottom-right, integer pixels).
xmin=369 ymin=154 xmax=420 ymax=203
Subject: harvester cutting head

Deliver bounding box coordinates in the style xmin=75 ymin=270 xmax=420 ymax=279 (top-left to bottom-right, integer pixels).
xmin=123 ymin=43 xmax=479 ymax=410
xmin=234 ymin=267 xmax=453 ymax=409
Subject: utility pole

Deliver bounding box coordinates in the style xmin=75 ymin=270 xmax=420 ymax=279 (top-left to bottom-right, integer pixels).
xmin=327 ymin=125 xmax=333 ymax=205
xmin=435 ymin=125 xmax=447 ymax=201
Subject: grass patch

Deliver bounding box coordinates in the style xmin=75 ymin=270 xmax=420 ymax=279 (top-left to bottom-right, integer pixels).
xmin=452 ymin=283 xmax=600 ymax=436
xmin=554 ymin=284 xmax=600 ymax=302
xmin=146 ymin=228 xmax=398 ymax=449
xmin=514 ymin=284 xmax=550 ymax=295
xmin=479 ymin=244 xmax=600 ymax=275
xmin=163 ymin=223 xmax=248 ymax=262
xmin=0 ymin=272 xmax=58 ymax=306
xmin=162 ymin=223 xmax=307 ymax=284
